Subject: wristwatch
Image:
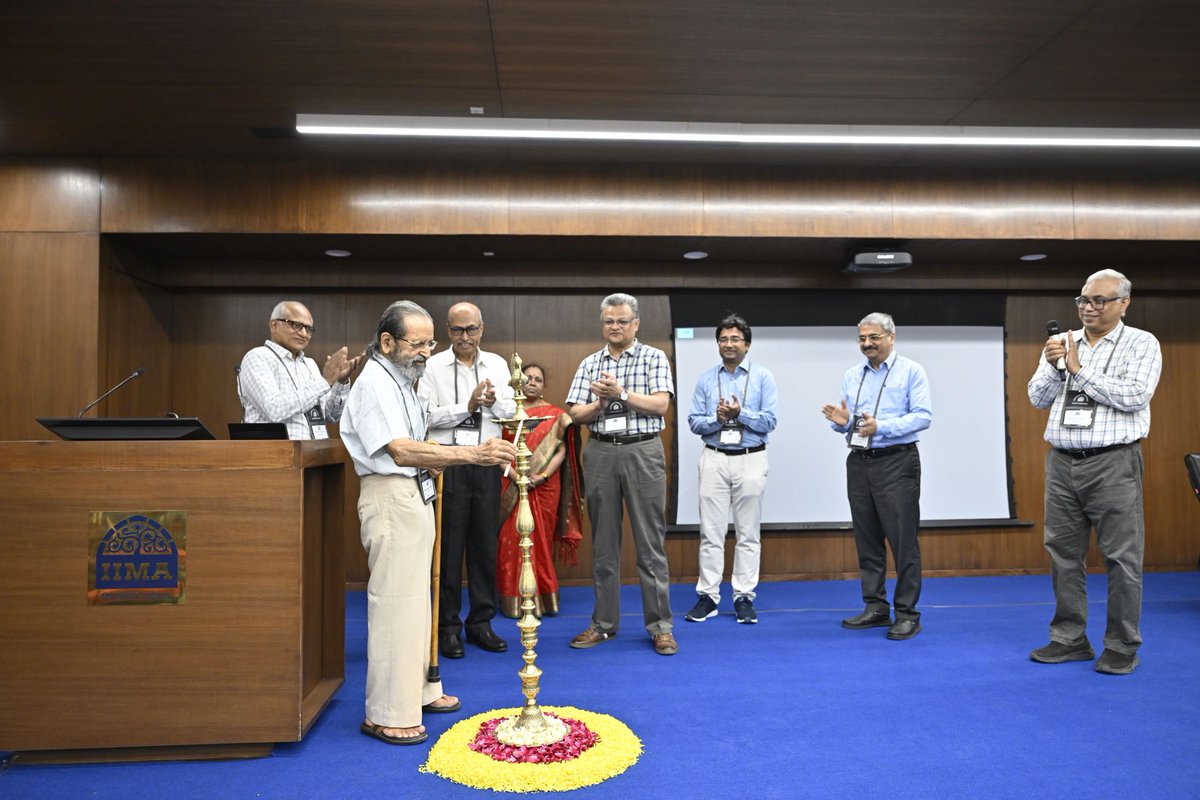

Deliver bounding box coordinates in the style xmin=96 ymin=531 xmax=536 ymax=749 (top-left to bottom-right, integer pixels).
xmin=619 ymin=390 xmax=629 ymax=401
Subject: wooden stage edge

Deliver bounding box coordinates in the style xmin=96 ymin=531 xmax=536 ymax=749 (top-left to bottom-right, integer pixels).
xmin=12 ymin=742 xmax=275 ymax=765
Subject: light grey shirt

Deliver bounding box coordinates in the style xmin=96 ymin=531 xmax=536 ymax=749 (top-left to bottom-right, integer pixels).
xmin=340 ymin=356 xmax=428 ymax=477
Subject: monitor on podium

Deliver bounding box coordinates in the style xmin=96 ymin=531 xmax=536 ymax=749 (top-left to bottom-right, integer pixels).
xmin=37 ymin=417 xmax=217 ymax=441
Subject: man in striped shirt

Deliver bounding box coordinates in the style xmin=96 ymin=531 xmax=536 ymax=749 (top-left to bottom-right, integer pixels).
xmin=1028 ymin=269 xmax=1162 ymax=675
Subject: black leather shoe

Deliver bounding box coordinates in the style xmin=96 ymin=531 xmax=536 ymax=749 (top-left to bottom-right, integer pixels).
xmin=465 ymin=625 xmax=508 ymax=653
xmin=439 ymin=632 xmax=465 ymax=659
xmin=887 ymin=619 xmax=921 ymax=640
xmin=842 ymin=608 xmax=892 ymax=629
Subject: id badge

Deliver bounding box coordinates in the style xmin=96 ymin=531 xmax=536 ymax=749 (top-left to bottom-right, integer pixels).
xmin=718 ymin=421 xmax=744 ymax=446
xmin=1061 ymin=390 xmax=1096 ymax=429
xmin=418 ymin=469 xmax=437 ymax=504
xmin=600 ymin=399 xmax=631 ymax=434
xmin=848 ymin=414 xmax=872 ymax=449
xmin=453 ymin=410 xmax=482 ymax=445
xmin=305 ymin=405 xmax=329 ymax=440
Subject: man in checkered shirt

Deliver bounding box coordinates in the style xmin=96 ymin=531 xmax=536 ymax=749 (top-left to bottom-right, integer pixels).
xmin=565 ymin=293 xmax=679 ymax=656
xmin=1027 ymin=269 xmax=1162 ymax=675
xmin=238 ymin=300 xmax=362 ymax=440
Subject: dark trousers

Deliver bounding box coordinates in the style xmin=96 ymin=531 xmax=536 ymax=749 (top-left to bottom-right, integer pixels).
xmin=846 ymin=447 xmax=922 ymax=621
xmin=439 ymin=463 xmax=501 ymax=635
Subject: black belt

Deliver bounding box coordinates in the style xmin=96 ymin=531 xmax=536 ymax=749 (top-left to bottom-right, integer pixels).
xmin=851 ymin=442 xmax=917 ymax=459
xmin=591 ymin=432 xmax=658 ymax=445
xmin=705 ymin=444 xmax=766 ymax=456
xmin=1055 ymin=442 xmax=1135 ymax=460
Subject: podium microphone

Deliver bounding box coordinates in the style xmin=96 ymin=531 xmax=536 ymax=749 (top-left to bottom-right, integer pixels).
xmin=1045 ymin=321 xmax=1066 ymax=374
xmin=78 ymin=367 xmax=146 ymax=417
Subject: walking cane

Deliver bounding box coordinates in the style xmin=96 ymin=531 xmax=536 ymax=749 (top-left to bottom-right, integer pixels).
xmin=428 ymin=467 xmax=445 ymax=683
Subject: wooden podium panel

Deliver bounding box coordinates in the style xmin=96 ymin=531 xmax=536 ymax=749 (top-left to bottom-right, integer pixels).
xmin=0 ymin=440 xmax=346 ymax=760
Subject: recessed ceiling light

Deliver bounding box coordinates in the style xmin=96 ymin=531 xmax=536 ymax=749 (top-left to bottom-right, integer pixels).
xmin=325 ymin=249 xmax=351 ymax=257
xmin=683 ymin=251 xmax=708 ymax=260
xmin=1020 ymin=253 xmax=1048 ymax=261
xmin=482 ymin=251 xmax=495 ymax=257
xmin=469 ymin=107 xmax=485 ymax=115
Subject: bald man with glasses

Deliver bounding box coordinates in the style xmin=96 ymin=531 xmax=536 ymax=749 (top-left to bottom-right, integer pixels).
xmin=237 ymin=300 xmax=363 ymax=440
xmin=418 ymin=302 xmax=516 ymax=659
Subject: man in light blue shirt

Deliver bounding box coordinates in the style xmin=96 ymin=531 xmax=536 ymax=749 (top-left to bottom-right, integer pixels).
xmin=822 ymin=312 xmax=932 ymax=640
xmin=685 ymin=314 xmax=777 ymax=625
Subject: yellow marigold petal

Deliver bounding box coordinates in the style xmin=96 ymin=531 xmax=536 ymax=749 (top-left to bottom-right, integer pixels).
xmin=420 ymin=706 xmax=643 ymax=793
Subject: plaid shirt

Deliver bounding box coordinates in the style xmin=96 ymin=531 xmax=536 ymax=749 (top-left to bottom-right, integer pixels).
xmin=238 ymin=340 xmax=348 ymax=440
xmin=566 ymin=340 xmax=675 ymax=434
xmin=1028 ymin=321 xmax=1162 ymax=449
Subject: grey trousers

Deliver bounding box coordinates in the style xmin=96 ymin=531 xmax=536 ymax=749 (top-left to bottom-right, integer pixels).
xmin=1043 ymin=443 xmax=1145 ymax=654
xmin=582 ymin=437 xmax=673 ymax=635
xmin=845 ymin=446 xmax=923 ymax=621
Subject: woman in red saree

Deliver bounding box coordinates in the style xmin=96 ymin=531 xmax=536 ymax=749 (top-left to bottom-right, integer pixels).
xmin=497 ymin=363 xmax=584 ymax=618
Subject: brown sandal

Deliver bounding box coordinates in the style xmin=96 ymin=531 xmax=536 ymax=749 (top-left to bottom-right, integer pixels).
xmin=360 ymin=720 xmax=428 ymax=745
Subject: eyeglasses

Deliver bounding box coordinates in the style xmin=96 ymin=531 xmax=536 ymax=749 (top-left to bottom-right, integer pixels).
xmin=603 ymin=318 xmax=635 ymax=328
xmin=398 ymin=337 xmax=437 ymax=351
xmin=857 ymin=333 xmax=889 ymax=343
xmin=718 ymin=336 xmax=746 ymax=345
xmin=274 ymin=318 xmax=315 ymax=335
xmin=449 ymin=325 xmax=481 ymax=337
xmin=1074 ymin=295 xmax=1128 ymax=309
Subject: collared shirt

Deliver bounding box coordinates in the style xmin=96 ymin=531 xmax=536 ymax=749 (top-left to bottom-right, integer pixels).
xmin=829 ymin=350 xmax=933 ymax=447
xmin=687 ymin=356 xmax=778 ymax=449
xmin=1028 ymin=321 xmax=1161 ymax=449
xmin=238 ymin=339 xmax=349 ymax=440
xmin=417 ymin=348 xmax=516 ymax=444
xmin=566 ymin=340 xmax=675 ymax=435
xmin=340 ymin=356 xmax=428 ymax=477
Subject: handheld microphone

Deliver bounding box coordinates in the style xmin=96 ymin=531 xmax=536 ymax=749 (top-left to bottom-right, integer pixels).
xmin=77 ymin=367 xmax=146 ymax=417
xmin=1045 ymin=321 xmax=1066 ymax=373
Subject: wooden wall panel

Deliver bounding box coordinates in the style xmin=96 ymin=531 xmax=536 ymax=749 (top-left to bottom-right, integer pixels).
xmin=100 ymin=158 xmax=1200 ymax=241
xmin=1073 ymin=174 xmax=1200 ymax=240
xmin=892 ymin=170 xmax=1076 ymax=238
xmin=0 ymin=158 xmax=100 ymax=233
xmin=0 ymin=232 xmax=100 ymax=440
xmin=701 ymin=168 xmax=894 ymax=237
xmin=98 ymin=240 xmax=173 ymax=417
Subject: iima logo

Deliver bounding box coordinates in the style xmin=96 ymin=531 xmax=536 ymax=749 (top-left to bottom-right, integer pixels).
xmin=90 ymin=512 xmax=186 ymax=605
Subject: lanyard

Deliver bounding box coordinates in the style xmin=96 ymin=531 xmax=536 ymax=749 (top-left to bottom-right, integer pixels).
xmin=591 ymin=343 xmax=643 ymax=399
xmin=371 ymin=356 xmax=426 ymax=441
xmin=718 ymin=365 xmax=750 ymax=408
xmin=852 ymin=359 xmax=892 ymax=418
xmin=452 ymin=359 xmax=481 ymax=404
xmin=1066 ymin=324 xmax=1125 ymax=390
xmin=265 ymin=344 xmax=307 ymax=391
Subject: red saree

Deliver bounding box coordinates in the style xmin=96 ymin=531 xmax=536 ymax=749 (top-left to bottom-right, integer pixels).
xmin=497 ymin=405 xmax=584 ymax=618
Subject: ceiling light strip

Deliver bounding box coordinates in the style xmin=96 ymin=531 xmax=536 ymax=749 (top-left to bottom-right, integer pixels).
xmin=296 ymin=114 xmax=1200 ymax=148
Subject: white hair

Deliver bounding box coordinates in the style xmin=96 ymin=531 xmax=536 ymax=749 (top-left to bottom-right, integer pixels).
xmin=858 ymin=312 xmax=895 ymax=334
xmin=269 ymin=300 xmax=304 ymax=323
xmin=1084 ymin=269 xmax=1132 ymax=298
xmin=601 ymin=293 xmax=639 ymax=318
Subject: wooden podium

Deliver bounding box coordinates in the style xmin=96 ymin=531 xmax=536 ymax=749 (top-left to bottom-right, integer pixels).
xmin=0 ymin=439 xmax=346 ymax=762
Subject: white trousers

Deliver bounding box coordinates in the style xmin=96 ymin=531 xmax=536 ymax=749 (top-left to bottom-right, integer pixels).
xmin=359 ymin=474 xmax=444 ymax=728
xmin=695 ymin=447 xmax=768 ymax=602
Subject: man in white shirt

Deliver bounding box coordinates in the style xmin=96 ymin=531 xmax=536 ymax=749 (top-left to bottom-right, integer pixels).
xmin=237 ymin=300 xmax=362 ymax=439
xmin=342 ymin=300 xmax=515 ymax=746
xmin=418 ymin=302 xmax=517 ymax=658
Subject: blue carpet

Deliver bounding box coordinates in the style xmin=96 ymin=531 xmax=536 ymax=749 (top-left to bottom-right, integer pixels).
xmin=4 ymin=573 xmax=1200 ymax=799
